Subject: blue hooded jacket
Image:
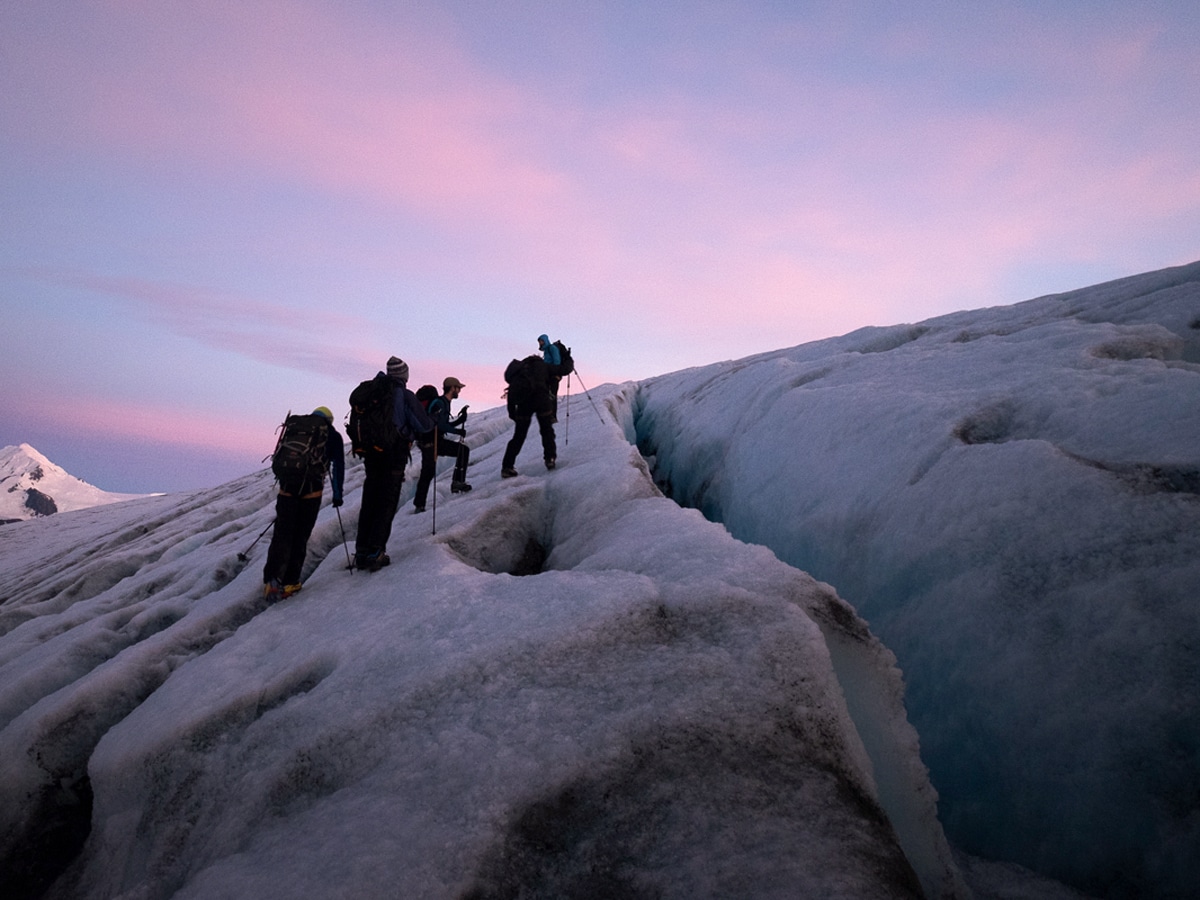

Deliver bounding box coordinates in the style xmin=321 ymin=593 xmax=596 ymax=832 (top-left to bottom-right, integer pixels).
xmin=538 ymin=334 xmax=561 ymax=366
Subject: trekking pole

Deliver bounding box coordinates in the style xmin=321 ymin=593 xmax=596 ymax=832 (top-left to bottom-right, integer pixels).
xmin=573 ymin=369 xmax=605 ymax=423
xmin=335 ymin=505 xmax=354 ymax=572
xmin=564 ymin=374 xmax=571 ymax=446
xmin=431 ymin=429 xmax=439 ymax=536
xmin=237 ymin=518 xmax=275 ymax=562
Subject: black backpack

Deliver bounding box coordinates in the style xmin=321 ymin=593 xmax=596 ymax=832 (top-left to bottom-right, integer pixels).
xmin=271 ymin=413 xmax=329 ymax=491
xmin=553 ymin=341 xmax=574 ymax=375
xmin=415 ymin=384 xmax=439 ymax=411
xmin=348 ymin=375 xmax=402 ymax=458
xmin=505 ymin=357 xmax=539 ymax=393
xmin=504 ymin=356 xmax=548 ymax=417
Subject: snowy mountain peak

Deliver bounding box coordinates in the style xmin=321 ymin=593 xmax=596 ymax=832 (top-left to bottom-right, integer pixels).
xmin=0 ymin=443 xmax=150 ymax=523
xmin=0 ymin=442 xmax=54 ymax=479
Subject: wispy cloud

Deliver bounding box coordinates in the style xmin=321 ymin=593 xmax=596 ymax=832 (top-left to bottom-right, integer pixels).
xmin=17 ymin=267 xmax=380 ymax=379
xmin=7 ymin=1 xmax=1196 ymax=319
xmin=2 ymin=1 xmax=1198 ymax=488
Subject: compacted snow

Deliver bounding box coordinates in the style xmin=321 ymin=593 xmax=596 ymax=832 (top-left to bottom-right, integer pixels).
xmin=0 ymin=387 xmax=966 ymax=899
xmin=3 ymin=261 xmax=1195 ymax=899
xmin=636 ymin=260 xmax=1200 ymax=898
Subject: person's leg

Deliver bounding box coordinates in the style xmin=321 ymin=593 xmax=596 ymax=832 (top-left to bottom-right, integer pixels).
xmin=281 ymin=495 xmax=322 ymax=585
xmin=413 ymin=442 xmax=435 ymax=509
xmin=375 ymin=467 xmax=406 ymax=555
xmin=502 ymin=416 xmax=532 ymax=471
xmin=536 ymin=413 xmax=557 ymax=466
xmin=449 ymin=441 xmax=471 ymax=484
xmin=355 ymin=456 xmax=384 ymax=562
xmin=263 ymin=492 xmax=297 ymax=587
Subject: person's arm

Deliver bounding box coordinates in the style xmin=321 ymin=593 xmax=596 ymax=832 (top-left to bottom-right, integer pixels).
xmin=328 ymin=429 xmax=345 ymax=505
xmin=405 ymin=390 xmax=434 ymax=436
xmin=443 ymin=399 xmax=468 ymax=437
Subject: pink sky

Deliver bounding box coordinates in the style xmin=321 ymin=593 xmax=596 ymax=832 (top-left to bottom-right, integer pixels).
xmin=1 ymin=0 xmax=1197 ymax=492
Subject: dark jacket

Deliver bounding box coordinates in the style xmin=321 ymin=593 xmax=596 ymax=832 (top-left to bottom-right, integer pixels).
xmin=381 ymin=373 xmax=434 ymax=440
xmin=428 ymin=396 xmax=466 ymax=438
xmin=327 ymin=427 xmax=346 ymax=502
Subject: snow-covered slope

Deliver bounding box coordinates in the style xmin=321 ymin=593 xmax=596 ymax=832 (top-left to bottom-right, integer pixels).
xmin=0 ymin=388 xmax=968 ymax=899
xmin=0 ymin=444 xmax=148 ymax=524
xmin=636 ymin=260 xmax=1200 ymax=899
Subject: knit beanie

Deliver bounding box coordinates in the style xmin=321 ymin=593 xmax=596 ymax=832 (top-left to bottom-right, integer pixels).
xmin=386 ymin=356 xmax=409 ymax=382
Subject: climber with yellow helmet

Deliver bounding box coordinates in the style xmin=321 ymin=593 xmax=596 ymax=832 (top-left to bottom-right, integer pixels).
xmin=263 ymin=406 xmax=345 ymax=601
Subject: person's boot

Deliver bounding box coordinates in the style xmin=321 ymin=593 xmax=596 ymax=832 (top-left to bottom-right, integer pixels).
xmin=451 ymin=479 xmax=472 ymax=493
xmin=501 ymin=467 xmax=518 ymax=478
xmin=363 ymin=551 xmax=390 ymax=572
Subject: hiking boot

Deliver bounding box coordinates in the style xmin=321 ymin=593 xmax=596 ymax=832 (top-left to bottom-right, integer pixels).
xmin=451 ymin=480 xmax=472 ymax=493
xmin=501 ymin=467 xmax=519 ymax=478
xmin=364 ymin=552 xmax=391 ymax=572
xmin=545 ymin=458 xmax=556 ymax=470
xmin=413 ymin=503 xmax=426 ymax=513
xmin=263 ymin=579 xmax=284 ymax=602
xmin=282 ymin=583 xmax=303 ymax=598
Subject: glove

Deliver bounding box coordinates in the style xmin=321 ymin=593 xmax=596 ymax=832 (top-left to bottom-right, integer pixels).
xmin=332 ymin=497 xmax=343 ymax=508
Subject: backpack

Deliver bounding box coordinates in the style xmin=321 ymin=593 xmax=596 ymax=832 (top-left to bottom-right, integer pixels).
xmin=504 ymin=356 xmax=548 ymax=417
xmin=427 ymin=395 xmax=449 ymax=423
xmin=553 ymin=341 xmax=574 ymax=375
xmin=271 ymin=413 xmax=329 ymax=491
xmin=415 ymin=384 xmax=439 ymax=411
xmin=504 ymin=357 xmax=539 ymax=393
xmin=348 ymin=375 xmax=403 ymax=458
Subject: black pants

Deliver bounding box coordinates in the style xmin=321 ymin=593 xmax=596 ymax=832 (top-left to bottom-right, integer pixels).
xmin=414 ymin=437 xmax=470 ymax=507
xmin=502 ymin=413 xmax=556 ymax=469
xmin=356 ymin=453 xmax=406 ymax=560
xmin=263 ymin=492 xmax=322 ymax=586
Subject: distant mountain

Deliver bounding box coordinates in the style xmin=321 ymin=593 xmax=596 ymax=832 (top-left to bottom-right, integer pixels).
xmin=0 ymin=444 xmax=150 ymax=524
